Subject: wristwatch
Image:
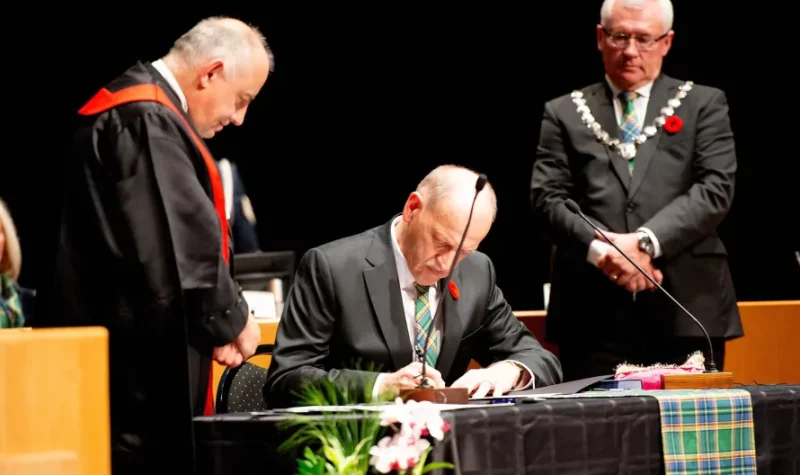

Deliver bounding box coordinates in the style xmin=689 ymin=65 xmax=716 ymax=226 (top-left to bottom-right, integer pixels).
xmin=638 ymin=232 xmax=655 ymax=258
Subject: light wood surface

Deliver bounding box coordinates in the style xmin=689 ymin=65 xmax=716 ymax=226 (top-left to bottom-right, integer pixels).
xmin=662 ymin=372 xmax=734 ymax=390
xmin=0 ymin=327 xmax=110 ymax=475
xmin=0 ymin=451 xmax=78 ymax=475
xmin=211 ymin=301 xmax=800 ymax=404
xmin=726 ymin=301 xmax=800 ymax=385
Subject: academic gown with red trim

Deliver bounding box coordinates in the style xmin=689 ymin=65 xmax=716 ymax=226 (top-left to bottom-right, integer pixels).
xmin=35 ymin=61 xmax=249 ymax=475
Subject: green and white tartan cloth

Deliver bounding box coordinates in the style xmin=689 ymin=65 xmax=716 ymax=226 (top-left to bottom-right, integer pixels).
xmin=538 ymin=388 xmax=757 ymax=474
xmin=656 ymin=389 xmax=757 ymax=474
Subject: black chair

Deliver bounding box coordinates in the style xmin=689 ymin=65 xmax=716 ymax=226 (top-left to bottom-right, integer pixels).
xmin=215 ymin=344 xmax=273 ymax=413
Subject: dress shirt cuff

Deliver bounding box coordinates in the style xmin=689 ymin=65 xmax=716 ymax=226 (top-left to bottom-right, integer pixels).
xmin=587 ymin=239 xmax=612 ymax=267
xmin=637 ymin=227 xmax=662 ymax=258
xmin=371 ymin=373 xmax=386 ymax=401
xmin=506 ymin=360 xmax=535 ymax=390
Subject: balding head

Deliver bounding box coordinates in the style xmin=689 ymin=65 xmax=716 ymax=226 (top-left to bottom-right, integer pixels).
xmin=396 ymin=165 xmax=497 ymax=286
xmin=162 ymin=16 xmax=274 ymax=138
xmin=415 ymin=165 xmax=497 ymax=224
xmin=167 ymin=16 xmax=273 ymax=78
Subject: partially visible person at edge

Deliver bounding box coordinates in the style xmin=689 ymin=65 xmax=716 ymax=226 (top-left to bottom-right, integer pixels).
xmin=34 ymin=17 xmax=271 ymax=475
xmin=531 ymin=0 xmax=741 ymax=381
xmin=217 ymin=157 xmax=261 ymax=253
xmin=0 ymin=199 xmax=35 ymax=328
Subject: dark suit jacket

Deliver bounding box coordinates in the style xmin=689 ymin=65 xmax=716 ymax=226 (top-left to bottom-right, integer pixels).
xmin=531 ymin=74 xmax=742 ymax=345
xmin=218 ymin=159 xmax=261 ymax=253
xmin=265 ymin=218 xmax=562 ymax=407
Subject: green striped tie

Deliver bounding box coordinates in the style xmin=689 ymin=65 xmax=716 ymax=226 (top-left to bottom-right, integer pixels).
xmin=413 ymin=283 xmax=439 ymax=367
xmin=619 ymin=90 xmax=640 ymax=175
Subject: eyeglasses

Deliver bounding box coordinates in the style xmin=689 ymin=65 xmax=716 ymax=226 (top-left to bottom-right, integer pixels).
xmin=602 ymin=26 xmax=668 ymax=51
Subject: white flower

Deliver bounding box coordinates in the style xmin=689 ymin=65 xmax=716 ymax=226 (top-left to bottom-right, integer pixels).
xmin=370 ymin=398 xmax=453 ymax=473
xmin=379 ymin=398 xmax=412 ymax=428
xmin=369 ymin=433 xmax=431 ymax=474
xmin=407 ymin=401 xmax=448 ymax=441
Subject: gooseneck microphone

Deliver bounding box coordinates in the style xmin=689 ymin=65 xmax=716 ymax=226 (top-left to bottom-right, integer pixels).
xmin=418 ymin=174 xmax=488 ymax=388
xmin=563 ymin=199 xmax=719 ymax=373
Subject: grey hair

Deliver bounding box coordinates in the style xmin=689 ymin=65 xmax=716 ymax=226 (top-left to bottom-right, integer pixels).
xmin=416 ymin=165 xmax=498 ymax=222
xmin=0 ymin=199 xmax=22 ymax=281
xmin=600 ymin=0 xmax=674 ymax=33
xmin=166 ymin=16 xmax=274 ymax=79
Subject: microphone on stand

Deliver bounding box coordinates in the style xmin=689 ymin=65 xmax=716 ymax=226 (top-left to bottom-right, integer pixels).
xmin=418 ymin=173 xmax=488 ymax=388
xmin=563 ymin=199 xmax=719 ymax=373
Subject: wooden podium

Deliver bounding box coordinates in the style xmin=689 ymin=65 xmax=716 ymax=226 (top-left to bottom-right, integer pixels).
xmin=0 ymin=327 xmax=111 ymax=475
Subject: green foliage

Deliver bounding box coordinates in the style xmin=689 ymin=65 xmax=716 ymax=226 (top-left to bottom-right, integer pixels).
xmin=277 ymin=362 xmax=386 ymax=475
xmin=277 ymin=360 xmax=454 ymax=474
xmin=407 ymin=446 xmax=455 ymax=475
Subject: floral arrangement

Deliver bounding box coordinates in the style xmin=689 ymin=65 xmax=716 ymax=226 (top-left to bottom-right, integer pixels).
xmin=279 ymin=377 xmax=454 ymax=475
xmin=368 ymin=398 xmax=453 ymax=473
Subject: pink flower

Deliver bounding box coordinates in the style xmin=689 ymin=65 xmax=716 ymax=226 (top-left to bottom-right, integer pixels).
xmin=378 ymin=398 xmax=412 ymax=428
xmin=379 ymin=398 xmax=450 ymax=440
xmin=407 ymin=400 xmax=448 ymax=441
xmin=369 ymin=433 xmax=430 ymax=474
xmin=370 ymin=398 xmax=453 ymax=472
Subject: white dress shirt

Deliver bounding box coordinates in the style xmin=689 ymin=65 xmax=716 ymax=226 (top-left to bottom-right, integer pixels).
xmin=151 ymin=59 xmax=188 ymax=113
xmin=586 ymin=77 xmax=664 ymax=266
xmin=390 ymin=216 xmax=443 ymax=352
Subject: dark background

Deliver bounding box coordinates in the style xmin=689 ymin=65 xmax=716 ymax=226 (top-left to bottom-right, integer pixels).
xmin=4 ymin=2 xmax=799 ymax=311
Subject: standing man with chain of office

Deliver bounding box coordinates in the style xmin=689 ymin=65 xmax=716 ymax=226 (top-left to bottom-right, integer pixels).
xmin=531 ymin=0 xmax=742 ymax=380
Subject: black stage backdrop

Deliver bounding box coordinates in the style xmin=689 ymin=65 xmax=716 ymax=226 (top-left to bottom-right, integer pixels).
xmin=5 ymin=2 xmax=799 ymax=311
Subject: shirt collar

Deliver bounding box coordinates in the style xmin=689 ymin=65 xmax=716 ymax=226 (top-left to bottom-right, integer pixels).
xmin=390 ymin=216 xmax=417 ymax=292
xmin=605 ymin=74 xmax=654 ymax=99
xmin=152 ymin=59 xmax=188 ymax=112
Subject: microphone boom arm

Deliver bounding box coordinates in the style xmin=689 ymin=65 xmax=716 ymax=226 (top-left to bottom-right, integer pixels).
xmin=564 ymin=199 xmax=719 ymax=373
xmin=418 ymin=174 xmax=488 ymax=387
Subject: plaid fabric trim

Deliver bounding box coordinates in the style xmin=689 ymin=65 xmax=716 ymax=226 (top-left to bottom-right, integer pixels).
xmin=658 ymin=389 xmax=757 ymax=475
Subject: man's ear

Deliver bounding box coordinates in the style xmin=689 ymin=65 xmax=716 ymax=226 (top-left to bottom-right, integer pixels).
xmin=198 ymin=59 xmax=225 ymax=89
xmin=402 ymin=192 xmax=423 ymax=222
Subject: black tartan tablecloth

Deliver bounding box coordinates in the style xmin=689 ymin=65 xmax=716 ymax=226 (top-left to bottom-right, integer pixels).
xmin=193 ymin=385 xmax=800 ymax=475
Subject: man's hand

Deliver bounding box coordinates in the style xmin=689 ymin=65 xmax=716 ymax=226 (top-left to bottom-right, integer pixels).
xmin=376 ymin=362 xmax=446 ymax=397
xmin=235 ymin=315 xmax=261 ymax=360
xmin=451 ymin=361 xmax=523 ymax=398
xmin=212 ymin=343 xmax=244 ymax=367
xmin=596 ymin=231 xmax=663 ymax=293
xmin=212 ymin=315 xmax=261 ymax=368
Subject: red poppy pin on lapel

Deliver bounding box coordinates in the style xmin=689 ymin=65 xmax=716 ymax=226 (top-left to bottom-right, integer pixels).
xmin=664 ymin=116 xmax=683 ymax=134
xmin=448 ymin=281 xmax=460 ymax=300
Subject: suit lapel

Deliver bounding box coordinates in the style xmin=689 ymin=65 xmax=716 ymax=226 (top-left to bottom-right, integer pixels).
xmin=364 ymin=226 xmax=413 ymax=372
xmin=587 ymin=84 xmax=631 ymax=190
xmin=629 ymin=75 xmax=674 ymax=198
xmin=433 ymin=277 xmax=463 ymax=379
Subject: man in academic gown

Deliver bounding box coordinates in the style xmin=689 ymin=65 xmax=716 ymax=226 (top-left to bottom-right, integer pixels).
xmin=34 ymin=17 xmax=273 ymax=475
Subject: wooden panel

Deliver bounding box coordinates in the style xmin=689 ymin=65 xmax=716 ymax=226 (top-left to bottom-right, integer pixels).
xmin=726 ymin=301 xmax=800 ymax=385
xmin=212 ymin=301 xmax=800 ymax=403
xmin=0 ymin=327 xmax=110 ymax=475
xmin=0 ymin=451 xmax=78 ymax=475
xmin=662 ymin=372 xmax=734 ymax=390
